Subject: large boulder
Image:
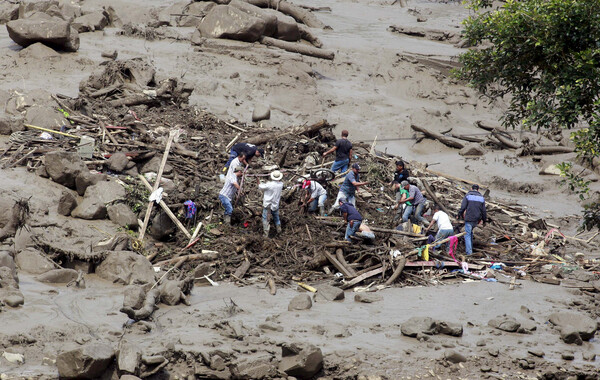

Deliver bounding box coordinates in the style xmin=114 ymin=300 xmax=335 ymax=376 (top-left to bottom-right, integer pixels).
xmin=314 ymin=284 xmax=344 ymax=302
xmin=549 ymin=312 xmax=597 ymax=342
xmin=177 ymin=1 xmax=217 ymax=27
xmin=15 ymin=247 xmax=55 ymax=274
xmin=75 ymin=171 xmax=107 ymax=196
xmin=72 ymin=11 xmax=109 ymax=33
xmin=106 ymin=152 xmax=129 ymax=172
xmin=229 ymin=0 xmax=276 ymax=36
xmin=18 ymin=42 xmax=61 ymax=60
xmin=117 ymin=340 xmax=142 ymax=375
xmin=198 ymin=5 xmax=266 ymax=42
xmin=0 ymin=251 xmax=17 ymax=278
xmin=0 ymin=2 xmax=19 ymax=24
xmin=148 ymin=211 xmax=176 ymax=240
xmin=459 ymin=143 xmax=486 ymax=156
xmin=401 ymin=317 xmax=440 ymax=337
xmin=6 ymin=19 xmax=80 ymax=51
xmin=279 ymin=343 xmax=323 ymax=379
xmin=96 ymin=251 xmax=155 ymax=285
xmin=139 ymin=156 xmax=173 ymax=175
xmin=44 ymin=151 xmax=87 ymax=189
xmin=56 ymin=343 xmax=114 ymax=379
xmin=24 ymin=104 xmax=69 ymax=129
xmin=0 ymin=115 xmax=23 ymax=135
xmin=0 ymin=266 xmax=24 ymax=307
xmin=288 ymin=294 xmax=312 ymax=311
xmin=262 ymin=9 xmax=300 ymax=41
xmin=36 ymin=268 xmax=79 ymax=283
xmin=58 ymin=190 xmax=78 ymax=216
xmin=488 ymin=315 xmax=521 ymax=333
xmin=107 ymin=204 xmax=138 ymax=228
xmin=71 ymin=179 xmax=126 ymax=220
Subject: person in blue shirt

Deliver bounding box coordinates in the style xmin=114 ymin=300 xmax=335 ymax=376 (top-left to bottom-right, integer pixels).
xmin=330 ymin=163 xmax=369 ymax=213
xmin=338 ymin=196 xmax=363 ymax=242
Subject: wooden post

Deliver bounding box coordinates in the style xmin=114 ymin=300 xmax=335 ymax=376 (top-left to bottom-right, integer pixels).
xmin=138 ymin=131 xmax=176 ymax=241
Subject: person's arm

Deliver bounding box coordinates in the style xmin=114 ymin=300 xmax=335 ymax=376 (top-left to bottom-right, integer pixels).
xmin=351 ymin=180 xmax=370 ymax=188
xmin=458 ymin=196 xmax=468 ymax=219
xmin=323 ymin=146 xmax=337 ymax=157
xmin=342 ymin=212 xmax=348 ymax=223
xmin=481 ymin=201 xmax=487 ymax=225
xmin=348 ymin=148 xmax=353 ymax=162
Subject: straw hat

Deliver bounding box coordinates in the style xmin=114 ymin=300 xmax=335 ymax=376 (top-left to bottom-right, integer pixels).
xmin=270 ymin=170 xmax=283 ymax=181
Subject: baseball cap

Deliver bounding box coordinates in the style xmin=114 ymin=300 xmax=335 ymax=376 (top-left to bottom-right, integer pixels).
xmin=351 ymin=163 xmax=361 ymax=170
xmin=302 ymin=180 xmax=311 ymax=189
xmin=234 ymin=166 xmax=244 ymax=173
xmin=338 ymin=195 xmax=347 ymax=203
xmin=401 ymin=180 xmax=409 ymax=187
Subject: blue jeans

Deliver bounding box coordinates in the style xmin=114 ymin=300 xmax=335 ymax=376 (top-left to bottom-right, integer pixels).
xmin=434 ymin=228 xmax=454 ymax=250
xmin=219 ymin=194 xmax=233 ymax=216
xmin=331 ymin=159 xmax=349 ymax=173
xmin=402 ymin=202 xmax=428 ymax=225
xmin=309 ymin=194 xmax=327 ymax=212
xmin=345 ymin=220 xmax=361 ymax=242
xmin=224 ymin=151 xmax=238 ymax=171
xmin=464 ymin=221 xmax=478 ymax=255
xmin=262 ymin=208 xmax=281 ymax=225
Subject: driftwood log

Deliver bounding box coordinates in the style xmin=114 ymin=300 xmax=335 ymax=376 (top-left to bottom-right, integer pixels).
xmin=259 ymin=37 xmax=334 ymax=60
xmin=298 ymin=24 xmax=322 ymax=48
xmin=212 ymin=0 xmax=327 ymax=28
xmin=246 ymin=119 xmax=331 ymax=145
xmin=120 ymin=289 xmax=159 ymax=321
xmin=411 ymin=124 xmax=465 ymax=149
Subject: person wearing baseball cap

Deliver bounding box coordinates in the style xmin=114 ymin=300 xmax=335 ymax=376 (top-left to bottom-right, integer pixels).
xmin=257 ymin=170 xmax=284 ymax=237
xmin=458 ymin=184 xmax=487 ymax=255
xmin=301 ymin=179 xmax=328 ymax=216
xmin=330 ymin=162 xmax=369 ymax=214
xmin=338 ymin=196 xmax=363 ymax=242
xmin=218 ymin=166 xmax=245 ymax=225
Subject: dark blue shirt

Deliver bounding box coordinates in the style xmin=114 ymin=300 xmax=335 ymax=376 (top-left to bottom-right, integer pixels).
xmin=232 ymin=143 xmax=258 ymax=159
xmin=340 ymin=202 xmax=362 ymax=222
xmin=340 ymin=171 xmax=359 ymax=196
xmin=334 ymin=138 xmax=352 ymax=161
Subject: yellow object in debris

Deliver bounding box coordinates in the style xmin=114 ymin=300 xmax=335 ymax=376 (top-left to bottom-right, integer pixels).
xmin=24 ymin=124 xmax=80 ymax=139
xmin=297 ymin=282 xmax=317 ymax=293
xmin=412 ymin=224 xmax=422 ymax=234
xmin=423 ymin=244 xmax=429 ymax=261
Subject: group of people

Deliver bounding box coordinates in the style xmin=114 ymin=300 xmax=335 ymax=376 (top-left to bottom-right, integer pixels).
xmin=217 ymin=131 xmax=487 ymax=253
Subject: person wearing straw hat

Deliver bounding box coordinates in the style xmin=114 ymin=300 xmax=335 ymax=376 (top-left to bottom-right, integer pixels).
xmin=258 ymin=170 xmax=284 ymax=237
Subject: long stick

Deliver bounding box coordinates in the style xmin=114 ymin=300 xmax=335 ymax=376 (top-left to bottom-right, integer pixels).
xmin=24 ymin=124 xmax=79 ymax=139
xmin=139 ymin=175 xmax=192 ymax=240
xmin=138 ymin=131 xmax=176 ymax=241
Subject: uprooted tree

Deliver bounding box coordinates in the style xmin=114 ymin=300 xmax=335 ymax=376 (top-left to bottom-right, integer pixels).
xmin=455 ymin=0 xmax=600 ymax=229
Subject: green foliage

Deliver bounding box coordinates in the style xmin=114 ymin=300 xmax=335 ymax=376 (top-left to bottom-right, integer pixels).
xmin=457 ymin=0 xmax=600 ymax=229
xmin=123 ymin=177 xmax=150 ymax=213
xmin=556 ymin=162 xmax=591 ymax=200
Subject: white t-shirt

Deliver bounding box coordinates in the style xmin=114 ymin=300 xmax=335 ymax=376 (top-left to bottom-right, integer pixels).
xmin=310 ymin=181 xmax=327 ymax=199
xmin=259 ymin=181 xmax=283 ymax=211
xmin=432 ymin=211 xmax=453 ymax=230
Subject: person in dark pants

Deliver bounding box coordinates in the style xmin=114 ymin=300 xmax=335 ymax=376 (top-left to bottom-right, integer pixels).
xmin=458 ymin=184 xmax=487 ymax=255
xmin=398 ymin=181 xmax=429 ymax=226
xmin=338 ymin=196 xmax=363 ymax=242
xmin=323 ymin=129 xmax=353 ymax=173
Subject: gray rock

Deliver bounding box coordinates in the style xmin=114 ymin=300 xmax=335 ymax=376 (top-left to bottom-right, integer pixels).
xmin=488 ymin=315 xmax=521 ymax=332
xmin=252 ymin=104 xmax=271 ymax=122
xmin=6 ymin=19 xmax=79 ymax=51
xmin=528 ymin=349 xmax=544 ymax=358
xmin=101 ymin=49 xmax=118 ymax=60
xmin=258 ymin=322 xmax=284 ymax=332
xmin=229 ymin=0 xmax=276 ymax=36
xmin=75 ymin=171 xmax=107 ymax=196
xmin=139 ymin=156 xmax=173 ymax=175
xmin=582 ymin=352 xmax=596 ymax=361
xmin=96 ymin=251 xmax=155 ymax=285
xmin=567 ymin=269 xmax=597 ymax=283
xmin=58 ymin=190 xmax=78 ymax=216
xmin=401 ymin=317 xmax=439 ymax=337
xmin=314 ymin=284 xmax=344 ymax=302
xmin=517 ymin=318 xmax=537 ymax=334
xmin=438 ymin=321 xmax=463 ymax=337
xmin=117 ymin=340 xmax=141 ymax=375
xmin=36 ymin=268 xmax=78 ymax=283
xmin=288 ymin=294 xmax=312 ymax=311
xmin=44 ymin=151 xmax=87 ymax=189
xmin=179 ymin=2 xmax=216 ymax=27
xmin=72 ymin=11 xmax=109 ymax=33
xmin=120 ymin=375 xmax=142 ymax=380
xmin=0 ymin=266 xmax=24 ymax=307
xmin=459 ymin=143 xmax=486 ymax=156
xmin=0 ymin=115 xmax=23 ymax=135
xmin=148 ymin=211 xmax=176 ymax=240
xmin=549 ymin=312 xmax=597 ymax=341
xmin=263 ymin=8 xmax=300 ymax=41
xmin=15 ymin=247 xmax=55 ymax=274
xmin=24 ymin=104 xmax=68 ymax=129
xmin=56 ymin=343 xmax=114 ymax=379
xmin=233 ymin=356 xmax=277 ymax=379
xmin=72 ymin=179 xmax=126 ymax=220
xmin=444 ymin=350 xmax=467 ymax=363
xmin=0 ymin=2 xmax=19 ymax=24
xmin=199 ymin=5 xmax=266 ymax=42
xmin=354 ymin=292 xmax=383 ymax=303
xmin=561 ymin=351 xmax=575 ymax=360
xmin=107 ymin=152 xmax=129 ymax=172
xmin=279 ymin=343 xmax=323 ymax=379
xmin=123 ymin=285 xmax=146 ymax=310
xmin=0 ymin=251 xmax=17 ymax=278
xmin=107 ymin=204 xmax=138 ymax=228
xmin=560 ymin=326 xmax=583 ymax=345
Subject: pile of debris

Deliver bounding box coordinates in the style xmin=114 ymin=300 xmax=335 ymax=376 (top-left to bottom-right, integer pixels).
xmin=1 ymin=58 xmax=598 ymax=302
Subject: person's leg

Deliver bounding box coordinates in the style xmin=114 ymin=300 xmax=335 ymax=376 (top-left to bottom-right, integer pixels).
xmin=344 ymin=222 xmax=353 ymax=241
xmin=329 ymin=191 xmax=344 ymax=213
xmin=330 ymin=159 xmax=345 ymax=173
xmin=224 ymin=151 xmax=238 ymax=171
xmin=262 ymin=208 xmax=270 ymax=237
xmin=219 ymin=195 xmax=233 ymax=215
xmin=348 ymin=195 xmax=356 ymax=207
xmin=415 ymin=203 xmax=429 ymax=226
xmin=340 ymin=159 xmax=349 ymax=173
xmin=434 ymin=229 xmax=454 ymax=250
xmin=272 ymin=209 xmax=281 ymax=233
xmin=348 ymin=221 xmax=361 ymax=241
xmin=402 ymin=205 xmax=414 ymax=223
xmin=308 ymin=199 xmax=318 ymax=213
xmin=464 ymin=222 xmax=474 ymax=255
xmin=317 ymin=194 xmax=327 ymax=216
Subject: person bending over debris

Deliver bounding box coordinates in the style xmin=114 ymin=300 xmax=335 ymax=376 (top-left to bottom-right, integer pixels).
xmin=323 ymin=129 xmax=353 ymax=173
xmin=398 ymin=181 xmax=429 ymax=226
xmin=224 ymin=142 xmax=263 ymax=172
xmin=302 ymin=179 xmax=327 ymax=216
xmin=392 ymin=175 xmax=412 ymax=222
xmin=424 ymin=204 xmax=454 ymax=251
xmin=458 ymin=184 xmax=487 ymax=255
xmin=330 ymin=163 xmax=369 ymax=213
xmin=219 ymin=166 xmax=244 ymax=225
xmin=226 ymin=152 xmax=248 ymax=179
xmin=339 ymin=196 xmax=363 ymax=242
xmin=258 ymin=170 xmax=284 ymax=237
xmin=390 ymin=160 xmax=410 ymax=194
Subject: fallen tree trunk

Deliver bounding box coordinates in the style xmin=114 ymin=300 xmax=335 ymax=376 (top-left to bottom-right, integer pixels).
xmin=154 ymin=251 xmax=219 ymax=266
xmin=411 ymin=124 xmax=465 ymax=149
xmin=529 ymin=145 xmax=575 ymax=155
xmin=245 ymin=0 xmax=327 ymax=28
xmin=384 ymin=256 xmax=406 ymax=286
xmin=259 ymin=37 xmax=334 ymax=60
xmin=420 ymin=179 xmax=454 ymax=221
xmin=246 ymin=119 xmax=330 ymax=145
xmin=298 ymin=24 xmax=322 ymax=47
xmin=233 ymin=259 xmax=251 ymax=280
xmin=107 ymin=94 xmax=155 ymax=107
xmin=120 ymin=288 xmax=159 ymax=320
xmin=491 ymin=129 xmax=520 ymax=149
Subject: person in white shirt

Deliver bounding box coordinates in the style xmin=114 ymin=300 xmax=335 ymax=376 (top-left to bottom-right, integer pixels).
xmin=424 ymin=204 xmax=454 ymax=251
xmin=219 ymin=166 xmax=244 ymax=225
xmin=258 ymin=170 xmax=284 ymax=237
xmin=301 ymin=179 xmax=327 ymax=216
